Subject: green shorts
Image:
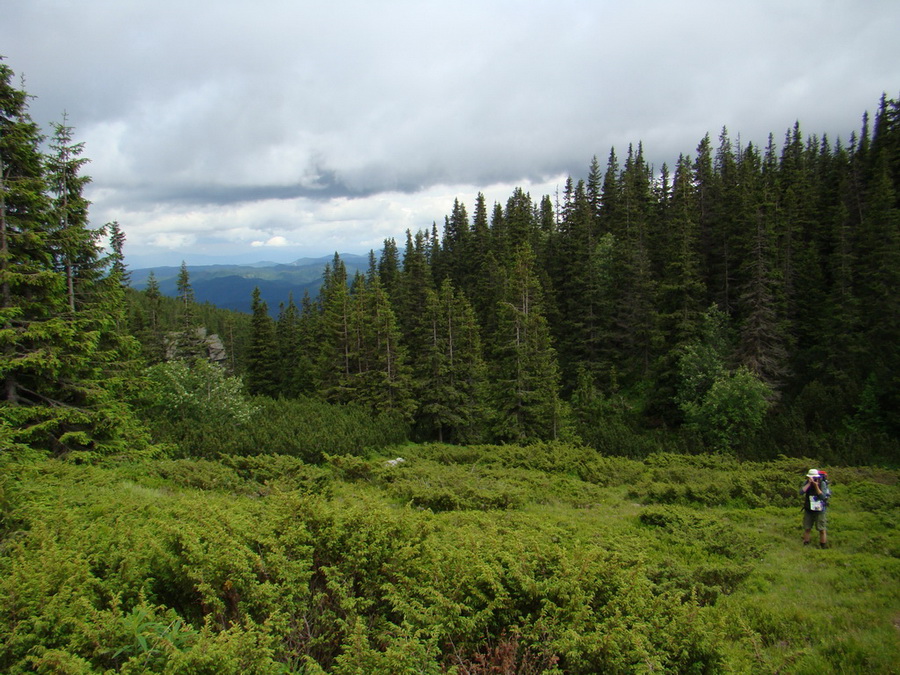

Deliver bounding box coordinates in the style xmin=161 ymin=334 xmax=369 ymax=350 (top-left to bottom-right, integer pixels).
xmin=803 ymin=509 xmax=827 ymax=532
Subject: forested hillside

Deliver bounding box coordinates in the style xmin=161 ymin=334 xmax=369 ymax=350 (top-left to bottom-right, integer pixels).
xmin=136 ymin=97 xmax=900 ymax=463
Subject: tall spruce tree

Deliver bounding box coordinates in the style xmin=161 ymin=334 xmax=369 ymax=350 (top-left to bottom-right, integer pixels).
xmin=317 ymin=254 xmax=355 ymax=402
xmin=0 ymin=63 xmax=153 ymax=456
xmin=489 ymin=244 xmax=563 ymax=443
xmin=612 ymin=144 xmax=661 ymax=381
xmin=171 ymin=261 xmax=206 ymax=359
xmin=734 ymin=142 xmax=789 ymax=391
xmin=137 ymin=270 xmax=167 ymax=363
xmin=416 ymin=278 xmax=487 ymax=442
xmin=46 ymin=114 xmax=95 ymax=314
xmin=276 ymin=294 xmax=310 ymax=398
xmin=377 ymin=237 xmax=401 ymax=303
xmin=107 ymin=220 xmax=129 ymax=284
xmin=349 ymin=272 xmax=414 ymax=421
xmin=395 ymin=230 xmax=433 ymax=358
xmin=245 ymin=286 xmax=280 ymax=397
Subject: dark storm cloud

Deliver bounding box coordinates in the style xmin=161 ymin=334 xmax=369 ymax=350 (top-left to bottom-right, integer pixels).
xmin=2 ymin=0 xmax=899 ymax=263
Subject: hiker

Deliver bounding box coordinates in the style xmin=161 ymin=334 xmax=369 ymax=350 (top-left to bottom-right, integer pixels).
xmin=800 ymin=468 xmax=830 ymax=548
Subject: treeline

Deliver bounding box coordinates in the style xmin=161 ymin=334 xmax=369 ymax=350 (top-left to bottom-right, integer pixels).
xmin=136 ymin=96 xmax=900 ymax=461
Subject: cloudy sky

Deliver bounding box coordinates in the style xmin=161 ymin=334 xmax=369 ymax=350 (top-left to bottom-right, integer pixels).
xmin=3 ymin=1 xmax=899 ymax=268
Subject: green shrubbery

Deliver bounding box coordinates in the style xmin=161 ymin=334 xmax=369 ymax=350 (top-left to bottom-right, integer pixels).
xmin=1 ymin=446 xmax=898 ymax=673
xmin=145 ymin=394 xmax=408 ymax=462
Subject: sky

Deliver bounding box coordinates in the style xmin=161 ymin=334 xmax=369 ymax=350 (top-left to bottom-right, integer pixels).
xmin=3 ymin=0 xmax=899 ymax=268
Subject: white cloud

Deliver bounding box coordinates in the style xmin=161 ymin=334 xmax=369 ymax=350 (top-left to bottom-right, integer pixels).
xmin=3 ymin=0 xmax=899 ymax=266
xmin=252 ymin=236 xmax=291 ymax=248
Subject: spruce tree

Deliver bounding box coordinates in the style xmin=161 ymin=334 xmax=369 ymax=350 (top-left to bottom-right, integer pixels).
xmin=377 ymin=237 xmax=401 ymax=302
xmin=137 ymin=270 xmax=167 ymax=363
xmin=489 ymin=244 xmax=563 ymax=443
xmin=245 ymin=287 xmax=280 ymax=397
xmin=350 ymin=272 xmax=414 ymax=421
xmin=0 ymin=63 xmax=153 ymax=457
xmin=734 ymin=142 xmax=789 ymax=391
xmin=709 ymin=128 xmax=740 ymax=313
xmin=612 ymin=144 xmax=661 ymax=382
xmin=171 ymin=261 xmax=205 ymax=359
xmin=46 ymin=114 xmax=95 ymax=313
xmin=107 ymin=220 xmax=129 ymax=285
xmin=395 ymin=230 xmax=433 ymax=358
xmin=276 ymin=294 xmax=309 ymax=398
xmin=416 ymin=279 xmax=487 ymax=442
xmin=660 ymin=154 xmax=704 ymax=347
xmin=317 ymin=254 xmax=355 ymax=402
xmin=854 ymin=154 xmax=900 ymax=432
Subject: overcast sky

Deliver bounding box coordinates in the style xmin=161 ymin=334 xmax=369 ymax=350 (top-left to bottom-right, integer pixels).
xmin=3 ymin=0 xmax=899 ymax=268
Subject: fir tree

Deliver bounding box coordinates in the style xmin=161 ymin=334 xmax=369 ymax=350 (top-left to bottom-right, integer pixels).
xmin=276 ymin=294 xmax=309 ymax=398
xmin=245 ymin=287 xmax=280 ymax=397
xmin=378 ymin=237 xmax=401 ymax=302
xmin=137 ymin=270 xmax=167 ymax=363
xmin=46 ymin=113 xmax=95 ymax=313
xmin=734 ymin=142 xmax=789 ymax=392
xmin=317 ymin=254 xmax=354 ymax=402
xmin=489 ymin=244 xmax=563 ymax=443
xmin=416 ymin=279 xmax=487 ymax=442
xmin=172 ymin=261 xmax=205 ymax=359
xmin=0 ymin=63 xmax=153 ymax=457
xmin=350 ymin=272 xmax=415 ymax=421
xmin=107 ymin=220 xmax=129 ymax=285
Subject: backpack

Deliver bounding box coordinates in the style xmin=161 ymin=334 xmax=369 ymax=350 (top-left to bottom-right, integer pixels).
xmin=817 ymin=471 xmax=832 ymax=504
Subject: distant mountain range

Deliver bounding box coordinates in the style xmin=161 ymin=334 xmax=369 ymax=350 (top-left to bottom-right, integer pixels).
xmin=129 ymin=254 xmax=371 ymax=314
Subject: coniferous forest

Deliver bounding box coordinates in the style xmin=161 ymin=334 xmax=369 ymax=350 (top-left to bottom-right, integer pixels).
xmin=2 ymin=59 xmax=900 ymax=673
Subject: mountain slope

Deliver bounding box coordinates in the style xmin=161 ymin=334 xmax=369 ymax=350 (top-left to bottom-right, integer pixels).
xmin=129 ymin=254 xmax=371 ymax=313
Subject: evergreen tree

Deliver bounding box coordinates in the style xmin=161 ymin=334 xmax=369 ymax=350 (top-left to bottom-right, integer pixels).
xmin=416 ymin=279 xmax=487 ymax=443
xmin=659 ymin=154 xmax=704 ymax=348
xmin=599 ymin=147 xmax=621 ymax=235
xmin=107 ymin=220 xmax=129 ymax=285
xmin=245 ymin=287 xmax=280 ymax=397
xmin=612 ymin=144 xmax=661 ymax=382
xmin=470 ymin=192 xmax=491 ymax=285
xmin=350 ymin=272 xmax=415 ymax=421
xmin=377 ymin=237 xmax=401 ymax=302
xmin=317 ymin=254 xmax=355 ymax=403
xmin=171 ymin=261 xmax=205 ymax=359
xmin=0 ymin=63 xmax=153 ymax=457
xmin=436 ymin=197 xmax=470 ymax=287
xmin=586 ymin=154 xmax=603 ymax=221
xmin=395 ymin=229 xmax=433 ymax=358
xmin=734 ymin=142 xmax=789 ymax=391
xmin=552 ymin=177 xmax=603 ymax=385
xmin=137 ymin=270 xmax=167 ymax=363
xmin=489 ymin=244 xmax=563 ymax=443
xmin=651 ymin=155 xmax=705 ymax=418
xmin=708 ymin=128 xmax=740 ymax=313
xmin=854 ymin=153 xmax=900 ymax=432
xmin=46 ymin=113 xmax=95 ymax=313
xmin=275 ymin=294 xmax=310 ymax=398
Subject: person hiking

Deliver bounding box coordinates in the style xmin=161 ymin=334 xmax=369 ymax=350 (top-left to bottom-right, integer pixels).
xmin=801 ymin=468 xmax=830 ymax=548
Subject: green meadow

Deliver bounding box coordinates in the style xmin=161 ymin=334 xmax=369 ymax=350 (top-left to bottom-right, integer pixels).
xmin=2 ymin=446 xmax=897 ymax=674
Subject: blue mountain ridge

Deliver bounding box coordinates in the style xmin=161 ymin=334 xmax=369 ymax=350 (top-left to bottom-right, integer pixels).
xmin=129 ymin=253 xmax=371 ymax=314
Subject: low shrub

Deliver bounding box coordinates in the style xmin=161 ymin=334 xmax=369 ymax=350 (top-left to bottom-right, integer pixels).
xmin=154 ymin=396 xmax=408 ymax=461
